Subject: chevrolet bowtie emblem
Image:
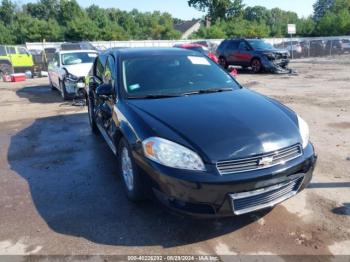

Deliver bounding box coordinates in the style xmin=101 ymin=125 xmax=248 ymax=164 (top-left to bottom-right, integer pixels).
xmin=258 ymin=156 xmax=274 ymax=166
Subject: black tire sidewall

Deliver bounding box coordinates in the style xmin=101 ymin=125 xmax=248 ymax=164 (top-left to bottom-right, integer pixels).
xmin=88 ymin=96 xmax=98 ymax=134
xmin=60 ymin=80 xmax=70 ymax=100
xmin=251 ymin=58 xmax=262 ymax=73
xmin=219 ymin=57 xmax=228 ymax=69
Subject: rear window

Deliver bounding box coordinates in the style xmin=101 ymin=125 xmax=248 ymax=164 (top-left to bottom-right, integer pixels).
xmin=187 ymin=46 xmax=209 ymax=55
xmin=0 ymin=46 xmax=6 ymax=56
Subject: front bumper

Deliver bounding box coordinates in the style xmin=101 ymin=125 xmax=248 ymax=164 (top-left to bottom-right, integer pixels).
xmin=64 ymin=77 xmax=86 ymax=97
xmin=262 ymin=57 xmax=290 ymax=73
xmin=135 ymin=143 xmax=317 ymax=217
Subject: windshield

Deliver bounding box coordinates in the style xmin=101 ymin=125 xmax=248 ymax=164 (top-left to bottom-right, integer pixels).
xmin=122 ymin=55 xmax=239 ymax=98
xmin=248 ymin=40 xmax=275 ymax=50
xmin=61 ymin=52 xmax=97 ymax=65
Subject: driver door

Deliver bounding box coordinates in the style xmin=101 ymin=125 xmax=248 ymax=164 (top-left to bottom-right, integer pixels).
xmin=99 ymin=55 xmax=117 ymax=139
xmin=48 ymin=53 xmax=60 ymax=88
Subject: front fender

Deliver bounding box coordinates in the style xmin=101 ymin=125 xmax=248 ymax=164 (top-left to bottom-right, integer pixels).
xmin=118 ymin=120 xmax=139 ymax=147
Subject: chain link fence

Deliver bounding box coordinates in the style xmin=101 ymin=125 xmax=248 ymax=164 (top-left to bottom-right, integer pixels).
xmin=26 ymin=36 xmax=350 ymax=59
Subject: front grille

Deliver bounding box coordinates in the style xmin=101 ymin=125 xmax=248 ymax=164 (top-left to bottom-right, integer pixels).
xmin=217 ymin=144 xmax=302 ymax=175
xmin=275 ymin=52 xmax=288 ymax=59
xmin=230 ymin=177 xmax=304 ymax=215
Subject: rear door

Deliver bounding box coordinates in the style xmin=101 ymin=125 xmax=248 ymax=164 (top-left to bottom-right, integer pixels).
xmin=237 ymin=41 xmax=254 ymax=67
xmin=225 ymin=40 xmax=240 ymax=65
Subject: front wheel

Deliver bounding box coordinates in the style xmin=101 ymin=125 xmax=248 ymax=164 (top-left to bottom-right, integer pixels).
xmin=49 ymin=76 xmax=56 ymax=90
xmin=59 ymin=80 xmax=70 ymax=101
xmin=87 ymin=96 xmax=98 ymax=134
xmin=251 ymin=58 xmax=262 ymax=73
xmin=117 ymin=138 xmax=146 ymax=202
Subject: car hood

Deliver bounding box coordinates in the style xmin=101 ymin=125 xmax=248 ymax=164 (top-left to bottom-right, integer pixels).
xmin=63 ymin=63 xmax=93 ymax=77
xmin=256 ymin=48 xmax=288 ymax=54
xmin=129 ymin=89 xmax=301 ymax=162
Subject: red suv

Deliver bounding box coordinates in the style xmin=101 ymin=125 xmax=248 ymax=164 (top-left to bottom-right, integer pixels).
xmin=174 ymin=43 xmax=219 ymax=64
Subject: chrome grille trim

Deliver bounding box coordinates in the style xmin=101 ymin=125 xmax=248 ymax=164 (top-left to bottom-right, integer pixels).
xmin=230 ymin=177 xmax=304 ymax=215
xmin=217 ymin=144 xmax=302 ymax=175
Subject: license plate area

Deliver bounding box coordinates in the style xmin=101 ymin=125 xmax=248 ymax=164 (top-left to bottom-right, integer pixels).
xmin=230 ymin=177 xmax=304 ymax=215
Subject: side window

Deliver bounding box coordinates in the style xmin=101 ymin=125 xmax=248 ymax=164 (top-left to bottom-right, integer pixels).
xmin=238 ymin=41 xmax=248 ymax=51
xmin=103 ymin=56 xmax=115 ymax=84
xmin=18 ymin=47 xmax=29 ymax=55
xmin=53 ymin=53 xmax=59 ymax=66
xmin=0 ymin=45 xmax=6 ymax=56
xmin=227 ymin=41 xmax=239 ymax=51
xmin=95 ymin=58 xmax=104 ymax=80
xmin=6 ymin=47 xmax=16 ymax=54
xmin=104 ymin=56 xmax=117 ymax=98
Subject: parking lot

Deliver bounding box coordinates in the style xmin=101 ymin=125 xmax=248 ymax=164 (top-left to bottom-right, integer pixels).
xmin=0 ymin=55 xmax=349 ymax=256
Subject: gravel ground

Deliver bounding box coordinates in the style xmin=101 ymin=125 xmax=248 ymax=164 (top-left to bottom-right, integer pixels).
xmin=0 ymin=55 xmax=349 ymax=257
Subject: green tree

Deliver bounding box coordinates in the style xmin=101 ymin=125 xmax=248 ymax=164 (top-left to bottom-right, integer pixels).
xmin=0 ymin=0 xmax=16 ymax=24
xmin=313 ymin=0 xmax=334 ymax=20
xmin=65 ymin=16 xmax=99 ymax=41
xmin=297 ymin=17 xmax=316 ymax=36
xmin=188 ymin=0 xmax=244 ymax=22
xmin=0 ymin=21 xmax=15 ymax=43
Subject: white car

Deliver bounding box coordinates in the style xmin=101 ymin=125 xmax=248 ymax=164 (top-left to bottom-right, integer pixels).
xmin=48 ymin=50 xmax=98 ymax=100
xmin=341 ymin=39 xmax=350 ymax=52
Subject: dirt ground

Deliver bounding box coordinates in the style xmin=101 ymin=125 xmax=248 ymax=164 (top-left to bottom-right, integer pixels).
xmin=0 ymin=55 xmax=349 ymax=257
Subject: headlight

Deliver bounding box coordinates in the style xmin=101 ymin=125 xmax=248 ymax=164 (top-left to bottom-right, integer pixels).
xmin=263 ymin=52 xmax=275 ymax=59
xmin=142 ymin=137 xmax=206 ymax=171
xmin=65 ymin=72 xmax=79 ymax=82
xmin=297 ymin=115 xmax=309 ymax=149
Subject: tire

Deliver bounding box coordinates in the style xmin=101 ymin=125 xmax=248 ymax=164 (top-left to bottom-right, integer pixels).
xmin=117 ymin=138 xmax=146 ymax=202
xmin=87 ymin=95 xmax=98 ymax=134
xmin=218 ymin=57 xmax=228 ymax=69
xmin=49 ymin=77 xmax=56 ymax=90
xmin=59 ymin=80 xmax=71 ymax=101
xmin=251 ymin=58 xmax=262 ymax=73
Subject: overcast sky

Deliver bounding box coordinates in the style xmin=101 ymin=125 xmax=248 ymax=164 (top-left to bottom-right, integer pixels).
xmin=18 ymin=0 xmax=316 ymax=19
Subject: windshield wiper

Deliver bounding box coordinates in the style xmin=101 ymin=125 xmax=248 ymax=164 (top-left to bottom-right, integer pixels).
xmin=183 ymin=88 xmax=233 ymax=96
xmin=128 ymin=94 xmax=184 ymax=99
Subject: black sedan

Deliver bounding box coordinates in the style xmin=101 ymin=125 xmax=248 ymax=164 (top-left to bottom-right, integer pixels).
xmin=86 ymin=48 xmax=316 ymax=217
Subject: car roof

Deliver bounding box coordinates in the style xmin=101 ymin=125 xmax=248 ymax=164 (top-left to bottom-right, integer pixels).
xmin=105 ymin=47 xmax=201 ymax=59
xmin=58 ymin=50 xmax=98 ymax=54
xmin=174 ymin=43 xmax=203 ymax=48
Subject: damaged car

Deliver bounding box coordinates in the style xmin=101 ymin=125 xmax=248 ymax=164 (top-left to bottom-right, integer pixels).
xmin=48 ymin=50 xmax=98 ymax=100
xmin=217 ymin=38 xmax=290 ymax=73
xmin=86 ymin=48 xmax=316 ymax=217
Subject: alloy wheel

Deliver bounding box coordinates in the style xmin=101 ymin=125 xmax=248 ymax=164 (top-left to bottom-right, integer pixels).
xmin=121 ymin=147 xmax=134 ymax=191
xmin=251 ymin=59 xmax=262 ymax=73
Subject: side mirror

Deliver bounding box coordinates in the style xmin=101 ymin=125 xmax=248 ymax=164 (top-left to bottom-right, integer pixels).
xmin=96 ymin=83 xmax=113 ymax=98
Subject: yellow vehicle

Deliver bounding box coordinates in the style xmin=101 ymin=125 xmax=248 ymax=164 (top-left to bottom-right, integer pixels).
xmin=0 ymin=45 xmax=34 ymax=79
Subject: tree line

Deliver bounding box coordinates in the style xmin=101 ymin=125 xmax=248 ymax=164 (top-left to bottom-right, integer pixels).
xmin=0 ymin=0 xmax=181 ymax=44
xmin=190 ymin=0 xmax=350 ymax=38
xmin=0 ymin=0 xmax=349 ymax=45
